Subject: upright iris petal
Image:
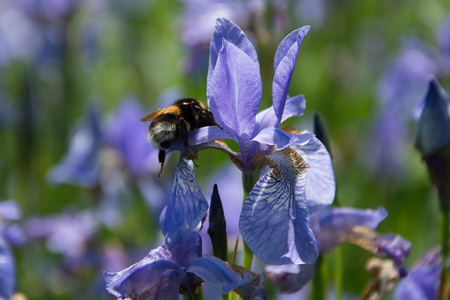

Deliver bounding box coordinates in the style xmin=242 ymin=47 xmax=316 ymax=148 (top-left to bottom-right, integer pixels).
xmin=208 ymin=39 xmax=262 ymax=165
xmin=239 ymin=148 xmax=318 ymax=265
xmin=208 ymin=18 xmax=259 ymax=82
xmin=272 ymin=26 xmax=310 ymax=127
xmin=161 ymin=158 xmax=209 ymax=246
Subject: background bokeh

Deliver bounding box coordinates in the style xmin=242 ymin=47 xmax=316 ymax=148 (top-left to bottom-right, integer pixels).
xmin=1 ymin=0 xmax=450 ymax=299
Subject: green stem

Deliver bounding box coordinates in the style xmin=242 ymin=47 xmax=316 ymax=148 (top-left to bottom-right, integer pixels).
xmin=439 ymin=210 xmax=449 ymax=300
xmin=334 ymin=247 xmax=343 ymax=300
xmin=333 ymin=194 xmax=343 ymax=300
xmin=243 ymin=239 xmax=254 ymax=271
xmin=311 ymin=256 xmax=327 ymax=300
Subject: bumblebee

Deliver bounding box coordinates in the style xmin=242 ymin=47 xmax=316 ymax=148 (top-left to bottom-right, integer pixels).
xmin=141 ymin=98 xmax=222 ymax=174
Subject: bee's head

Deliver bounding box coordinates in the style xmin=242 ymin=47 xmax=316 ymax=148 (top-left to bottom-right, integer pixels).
xmin=199 ymin=109 xmax=223 ymax=129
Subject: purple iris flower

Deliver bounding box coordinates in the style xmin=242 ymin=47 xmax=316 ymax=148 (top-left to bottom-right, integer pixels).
xmin=25 ymin=210 xmax=98 ymax=258
xmin=171 ymin=18 xmax=335 ymax=265
xmin=104 ymin=158 xmax=252 ymax=298
xmin=47 ymin=104 xmax=102 ymax=188
xmin=394 ymin=248 xmax=442 ymax=300
xmin=267 ymin=207 xmax=411 ymax=293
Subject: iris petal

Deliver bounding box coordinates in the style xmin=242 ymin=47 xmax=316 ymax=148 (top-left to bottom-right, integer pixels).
xmin=160 ymin=158 xmax=209 ymax=246
xmin=395 ymin=248 xmax=441 ymax=300
xmin=253 ymin=95 xmax=306 ymax=136
xmin=272 ymin=26 xmax=310 ymax=126
xmin=104 ymin=248 xmax=180 ymax=299
xmin=208 ymin=40 xmax=262 ymax=162
xmin=311 ymin=206 xmax=388 ymax=253
xmin=208 ymin=18 xmax=259 ymax=83
xmin=188 ymin=256 xmax=251 ymax=294
xmin=251 ymin=127 xmax=313 ymax=151
xmin=291 ymin=137 xmax=336 ymax=213
xmin=239 ymin=148 xmax=318 ymax=265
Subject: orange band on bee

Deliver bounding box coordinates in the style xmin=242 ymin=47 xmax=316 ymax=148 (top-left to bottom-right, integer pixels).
xmin=140 ymin=106 xmax=181 ymax=122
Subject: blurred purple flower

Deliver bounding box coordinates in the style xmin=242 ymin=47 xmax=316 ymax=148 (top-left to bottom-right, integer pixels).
xmin=368 ymin=14 xmax=450 ymax=178
xmin=0 ymin=236 xmax=15 ymax=300
xmin=17 ymin=0 xmax=80 ymax=21
xmin=0 ymin=200 xmax=20 ymax=299
xmin=369 ymin=45 xmax=436 ymax=177
xmin=0 ymin=200 xmax=21 ymax=221
xmin=438 ymin=15 xmax=450 ymax=71
xmin=25 ymin=210 xmax=98 ymax=258
xmin=0 ymin=1 xmax=46 ymax=67
xmin=311 ymin=206 xmax=388 ymax=254
xmin=394 ymin=248 xmax=442 ymax=300
xmin=47 ymin=104 xmax=103 ymax=188
xmin=179 ymin=0 xmax=263 ymax=74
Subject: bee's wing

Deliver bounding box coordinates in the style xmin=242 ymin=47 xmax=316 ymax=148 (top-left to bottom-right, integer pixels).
xmin=140 ymin=108 xmax=165 ymax=122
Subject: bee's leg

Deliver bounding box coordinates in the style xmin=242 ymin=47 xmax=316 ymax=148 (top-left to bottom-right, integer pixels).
xmin=158 ymin=149 xmax=166 ymax=177
xmin=179 ymin=117 xmax=195 ymax=159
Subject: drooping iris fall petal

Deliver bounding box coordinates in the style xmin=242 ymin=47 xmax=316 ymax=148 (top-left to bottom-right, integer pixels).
xmin=239 ymin=148 xmax=318 ymax=265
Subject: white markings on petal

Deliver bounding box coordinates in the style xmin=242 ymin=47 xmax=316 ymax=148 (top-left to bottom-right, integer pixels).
xmin=239 ymin=148 xmax=318 ymax=265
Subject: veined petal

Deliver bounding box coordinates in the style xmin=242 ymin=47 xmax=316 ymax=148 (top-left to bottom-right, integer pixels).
xmin=160 ymin=158 xmax=209 ymax=246
xmin=188 ymin=256 xmax=251 ymax=294
xmin=251 ymin=127 xmax=313 ymax=151
xmin=208 ymin=18 xmax=258 ymax=83
xmin=154 ymin=270 xmax=182 ymax=300
xmin=208 ymin=40 xmax=262 ymax=154
xmin=291 ymin=136 xmax=336 ymax=213
xmin=169 ymin=232 xmax=202 ymax=268
xmin=272 ymin=26 xmax=310 ymax=126
xmin=239 ymin=148 xmax=318 ymax=265
xmin=253 ymin=95 xmax=306 ymax=136
xmin=103 ymin=247 xmax=180 ymax=299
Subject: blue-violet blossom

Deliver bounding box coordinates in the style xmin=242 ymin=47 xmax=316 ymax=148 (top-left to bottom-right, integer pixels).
xmin=169 ymin=18 xmax=335 ymax=265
